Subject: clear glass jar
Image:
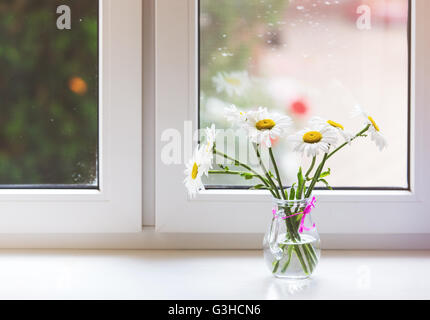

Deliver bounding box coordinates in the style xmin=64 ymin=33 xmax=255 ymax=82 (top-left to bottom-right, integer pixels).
xmin=263 ymin=197 xmax=321 ymax=280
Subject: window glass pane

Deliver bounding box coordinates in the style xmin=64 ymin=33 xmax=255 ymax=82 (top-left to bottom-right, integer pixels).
xmin=0 ymin=0 xmax=98 ymax=187
xmin=199 ymin=0 xmax=409 ymax=189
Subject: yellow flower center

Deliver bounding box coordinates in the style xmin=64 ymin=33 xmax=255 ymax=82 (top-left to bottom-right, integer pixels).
xmin=303 ymin=131 xmax=323 ymax=144
xmin=225 ymin=77 xmax=241 ymax=87
xmin=256 ymin=119 xmax=276 ymax=131
xmin=191 ymin=163 xmax=198 ymax=180
xmin=368 ymin=116 xmax=380 ymax=132
xmin=327 ymin=120 xmax=344 ymax=130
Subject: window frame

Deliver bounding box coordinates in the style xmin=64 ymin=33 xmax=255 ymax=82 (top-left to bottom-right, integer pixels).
xmin=155 ymin=0 xmax=430 ymax=234
xmin=0 ymin=0 xmax=142 ymax=233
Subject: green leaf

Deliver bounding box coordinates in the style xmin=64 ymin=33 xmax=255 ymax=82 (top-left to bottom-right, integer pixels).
xmin=318 ymin=179 xmax=333 ymax=190
xmin=296 ymin=167 xmax=305 ymax=200
xmin=240 ymin=172 xmax=254 ymax=180
xmin=289 ymin=187 xmax=296 ymax=200
xmin=286 ymin=183 xmax=295 ymax=200
xmin=319 ymin=168 xmax=331 ymax=179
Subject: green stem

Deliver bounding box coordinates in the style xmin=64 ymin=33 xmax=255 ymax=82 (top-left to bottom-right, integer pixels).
xmin=302 ymin=246 xmax=315 ymax=274
xmin=281 ymin=246 xmax=294 ymax=273
xmin=304 ymin=125 xmax=372 ymax=198
xmin=305 ymin=153 xmax=329 ymax=199
xmin=283 ymin=205 xmax=301 ymax=241
xmin=209 ymin=170 xmax=249 ymax=175
xmin=293 ymin=246 xmax=309 ymax=275
xmin=327 ymin=125 xmax=371 ymax=160
xmin=306 ymin=243 xmax=318 ymax=265
xmin=268 ymin=148 xmax=286 ymax=200
xmin=208 ymin=170 xmax=277 ymax=197
xmin=305 ymin=156 xmax=316 ymax=180
xmin=272 ymin=260 xmax=280 ymax=274
xmin=214 ymin=149 xmax=260 ymax=176
xmin=287 ymin=206 xmax=317 ymax=275
xmin=275 ymin=205 xmax=318 ymax=276
xmin=252 ymin=144 xmax=280 ymax=199
xmin=272 ymin=244 xmax=287 ymax=274
xmin=213 ymin=149 xmax=275 ymax=196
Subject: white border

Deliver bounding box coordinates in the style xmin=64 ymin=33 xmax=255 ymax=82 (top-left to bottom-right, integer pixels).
xmin=0 ymin=0 xmax=142 ymax=233
xmin=155 ymin=0 xmax=430 ymax=234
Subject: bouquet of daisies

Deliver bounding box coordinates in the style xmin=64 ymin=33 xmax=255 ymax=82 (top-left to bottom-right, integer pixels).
xmin=185 ymin=104 xmax=386 ymax=277
xmin=185 ymin=104 xmax=386 ymax=198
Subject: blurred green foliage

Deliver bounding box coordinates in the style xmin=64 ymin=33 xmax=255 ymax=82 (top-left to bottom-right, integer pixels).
xmin=200 ymin=0 xmax=290 ymax=186
xmin=200 ymin=0 xmax=289 ymax=129
xmin=0 ymin=0 xmax=98 ymax=186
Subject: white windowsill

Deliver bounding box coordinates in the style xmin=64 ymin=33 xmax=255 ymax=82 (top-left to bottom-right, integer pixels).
xmin=0 ymin=250 xmax=428 ymax=299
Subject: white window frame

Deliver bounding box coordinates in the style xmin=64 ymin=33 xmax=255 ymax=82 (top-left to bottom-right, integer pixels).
xmin=0 ymin=0 xmax=142 ymax=233
xmin=155 ymin=0 xmax=430 ymax=234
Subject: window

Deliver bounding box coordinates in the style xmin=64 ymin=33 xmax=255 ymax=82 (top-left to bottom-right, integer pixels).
xmin=155 ymin=0 xmax=430 ymax=235
xmin=0 ymin=0 xmax=98 ymax=188
xmin=199 ymin=0 xmax=409 ymax=190
xmin=0 ymin=0 xmax=142 ymax=233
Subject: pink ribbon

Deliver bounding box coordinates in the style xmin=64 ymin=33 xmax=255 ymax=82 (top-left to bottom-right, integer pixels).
xmin=272 ymin=196 xmax=317 ymax=233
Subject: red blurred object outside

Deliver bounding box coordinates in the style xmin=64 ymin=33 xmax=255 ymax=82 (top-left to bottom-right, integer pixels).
xmin=289 ymin=99 xmax=309 ymax=116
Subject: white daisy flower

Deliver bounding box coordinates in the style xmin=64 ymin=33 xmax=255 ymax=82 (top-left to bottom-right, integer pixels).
xmin=203 ymin=124 xmax=217 ymax=157
xmin=245 ymin=107 xmax=293 ymax=148
xmin=369 ymin=129 xmax=387 ymax=151
xmin=184 ymin=147 xmax=211 ymax=198
xmin=212 ymin=71 xmax=251 ymax=97
xmin=351 ymin=105 xmax=387 ymax=151
xmin=310 ymin=116 xmax=354 ymax=143
xmin=350 ymin=104 xmax=368 ymax=118
xmin=288 ymin=124 xmax=339 ymax=157
xmin=224 ymin=105 xmax=248 ymax=127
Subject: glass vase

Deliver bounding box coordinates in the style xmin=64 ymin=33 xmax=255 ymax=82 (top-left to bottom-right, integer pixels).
xmin=263 ymin=196 xmax=321 ymax=280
